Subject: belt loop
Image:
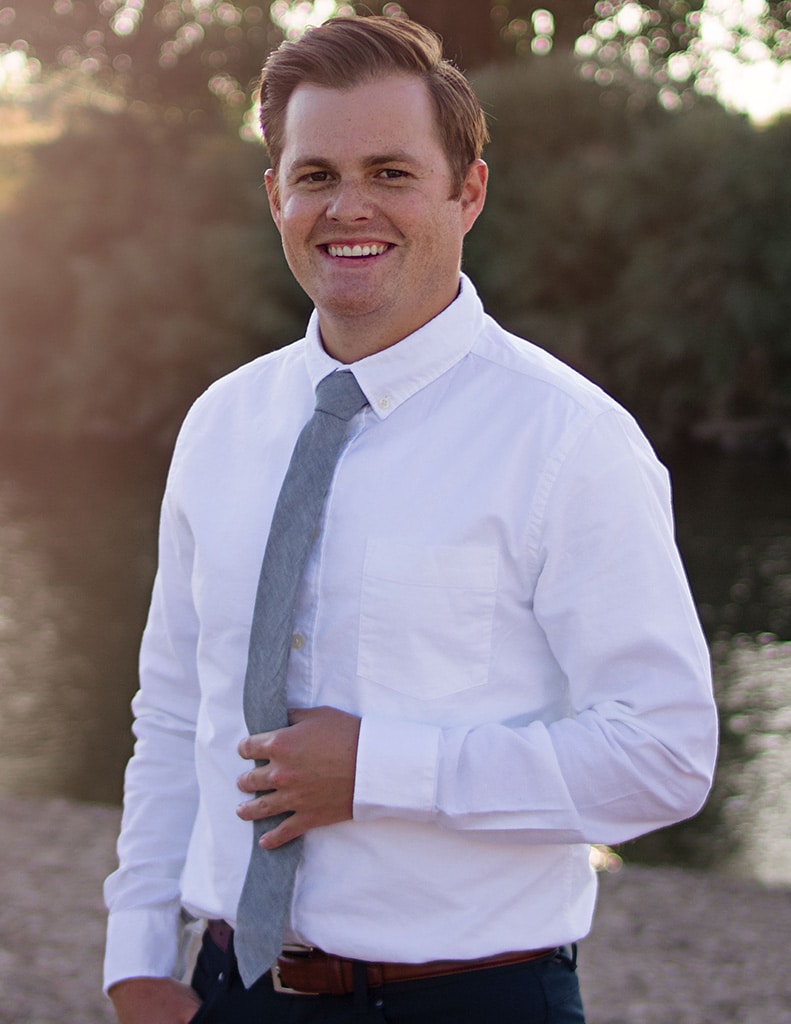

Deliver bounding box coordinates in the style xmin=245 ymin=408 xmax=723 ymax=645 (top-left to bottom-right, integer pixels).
xmin=568 ymin=943 xmax=578 ymax=972
xmin=352 ymin=960 xmax=370 ymax=1013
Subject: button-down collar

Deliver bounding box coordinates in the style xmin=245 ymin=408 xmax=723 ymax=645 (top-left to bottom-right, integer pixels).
xmin=303 ymin=274 xmax=484 ymax=419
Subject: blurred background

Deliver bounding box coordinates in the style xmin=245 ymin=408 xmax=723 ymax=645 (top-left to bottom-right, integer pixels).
xmin=0 ymin=0 xmax=790 ymax=886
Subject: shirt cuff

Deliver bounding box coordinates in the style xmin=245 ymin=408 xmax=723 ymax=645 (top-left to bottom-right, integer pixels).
xmin=353 ymin=715 xmax=440 ymax=822
xmin=103 ymin=905 xmax=183 ymax=994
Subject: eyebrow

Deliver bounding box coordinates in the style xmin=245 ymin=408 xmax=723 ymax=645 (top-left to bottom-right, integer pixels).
xmin=286 ymin=151 xmax=421 ymax=175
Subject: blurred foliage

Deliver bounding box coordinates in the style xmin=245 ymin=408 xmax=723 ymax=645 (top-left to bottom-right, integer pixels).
xmin=0 ymin=1 xmax=282 ymax=126
xmin=0 ymin=111 xmax=309 ymax=443
xmin=2 ymin=1 xmax=789 ymax=126
xmin=465 ymin=57 xmax=791 ymax=449
xmin=361 ymin=0 xmax=597 ymax=63
xmin=574 ymin=0 xmax=791 ymax=118
xmin=0 ymin=55 xmax=789 ymax=450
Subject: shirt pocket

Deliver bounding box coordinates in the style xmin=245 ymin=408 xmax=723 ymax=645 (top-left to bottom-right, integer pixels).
xmin=357 ymin=541 xmax=498 ymax=700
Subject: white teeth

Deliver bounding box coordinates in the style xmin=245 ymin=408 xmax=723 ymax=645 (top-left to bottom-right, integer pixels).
xmin=328 ymin=243 xmax=388 ymax=258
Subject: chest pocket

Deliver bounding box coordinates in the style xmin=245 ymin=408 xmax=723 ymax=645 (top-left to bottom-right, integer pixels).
xmin=357 ymin=542 xmax=498 ymax=701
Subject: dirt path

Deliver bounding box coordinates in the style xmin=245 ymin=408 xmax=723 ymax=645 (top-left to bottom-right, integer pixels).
xmin=1 ymin=792 xmax=789 ymax=1024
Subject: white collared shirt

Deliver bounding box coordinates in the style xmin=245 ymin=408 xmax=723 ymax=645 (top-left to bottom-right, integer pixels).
xmin=104 ymin=276 xmax=717 ymax=989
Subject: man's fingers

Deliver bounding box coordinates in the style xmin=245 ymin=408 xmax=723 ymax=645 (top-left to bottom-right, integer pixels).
xmin=237 ymin=751 xmax=291 ymax=794
xmin=236 ymin=769 xmax=257 ymax=794
xmin=236 ymin=786 xmax=293 ymax=819
xmin=108 ymin=977 xmax=202 ymax=1024
xmin=236 ymin=765 xmax=276 ymax=794
xmin=259 ymin=814 xmax=305 ymax=850
xmin=236 ymin=794 xmax=268 ymax=820
xmin=238 ymin=730 xmax=278 ymax=761
xmin=235 ymin=706 xmax=358 ymax=839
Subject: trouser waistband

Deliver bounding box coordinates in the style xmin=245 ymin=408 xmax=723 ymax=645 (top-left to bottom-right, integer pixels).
xmin=206 ymin=920 xmax=560 ymax=997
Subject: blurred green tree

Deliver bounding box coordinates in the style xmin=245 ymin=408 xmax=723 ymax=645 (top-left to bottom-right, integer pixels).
xmin=465 ymin=56 xmax=791 ymax=448
xmin=572 ymin=0 xmax=791 ymax=118
xmin=0 ymin=110 xmax=310 ymax=442
xmin=0 ymin=1 xmax=282 ymax=125
xmin=1 ymin=7 xmax=789 ymax=450
xmin=2 ymin=1 xmax=789 ymax=125
xmin=601 ymin=108 xmax=791 ymax=444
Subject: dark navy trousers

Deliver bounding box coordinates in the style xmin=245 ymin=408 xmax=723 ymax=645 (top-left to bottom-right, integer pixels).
xmin=188 ymin=930 xmax=586 ymax=1024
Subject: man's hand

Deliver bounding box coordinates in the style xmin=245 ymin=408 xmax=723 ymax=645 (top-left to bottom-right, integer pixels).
xmin=236 ymin=705 xmax=361 ymax=849
xmin=109 ymin=977 xmax=202 ymax=1024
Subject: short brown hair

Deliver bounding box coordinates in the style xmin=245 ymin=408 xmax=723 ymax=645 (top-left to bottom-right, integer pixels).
xmin=258 ymin=16 xmax=489 ymax=197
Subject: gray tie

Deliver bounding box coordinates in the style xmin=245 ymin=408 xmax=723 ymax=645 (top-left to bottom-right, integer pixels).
xmin=234 ymin=370 xmax=368 ymax=988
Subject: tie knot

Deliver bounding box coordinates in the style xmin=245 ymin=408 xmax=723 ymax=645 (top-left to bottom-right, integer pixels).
xmin=314 ymin=371 xmax=368 ymax=422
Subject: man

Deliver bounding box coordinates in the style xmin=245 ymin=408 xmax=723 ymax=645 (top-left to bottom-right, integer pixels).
xmin=104 ymin=16 xmax=718 ymax=1024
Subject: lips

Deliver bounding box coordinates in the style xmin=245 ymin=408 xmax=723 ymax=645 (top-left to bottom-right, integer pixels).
xmin=325 ymin=242 xmax=391 ymax=258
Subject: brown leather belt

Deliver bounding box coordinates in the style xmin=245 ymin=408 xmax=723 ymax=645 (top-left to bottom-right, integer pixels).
xmin=207 ymin=921 xmax=557 ymax=996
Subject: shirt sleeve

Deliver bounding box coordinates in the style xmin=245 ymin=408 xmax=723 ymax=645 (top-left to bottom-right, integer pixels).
xmin=354 ymin=408 xmax=718 ymax=845
xmin=103 ymin=449 xmax=202 ymax=992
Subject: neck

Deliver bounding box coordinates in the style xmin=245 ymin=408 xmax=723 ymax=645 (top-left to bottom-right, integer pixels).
xmin=319 ymin=316 xmax=408 ymax=364
xmin=317 ymin=282 xmax=462 ymax=364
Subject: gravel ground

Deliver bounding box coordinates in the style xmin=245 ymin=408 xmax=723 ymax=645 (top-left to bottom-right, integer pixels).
xmin=1 ymin=792 xmax=790 ymax=1024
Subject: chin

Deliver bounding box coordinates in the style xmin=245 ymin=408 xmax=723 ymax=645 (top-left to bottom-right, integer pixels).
xmin=315 ymin=287 xmax=389 ymax=319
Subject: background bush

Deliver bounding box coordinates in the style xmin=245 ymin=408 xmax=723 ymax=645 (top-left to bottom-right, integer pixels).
xmin=0 ymin=111 xmax=309 ymax=444
xmin=466 ymin=57 xmax=791 ymax=450
xmin=1 ymin=56 xmax=789 ymax=451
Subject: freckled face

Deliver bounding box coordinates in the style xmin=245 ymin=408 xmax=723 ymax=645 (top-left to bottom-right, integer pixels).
xmin=266 ymin=74 xmax=487 ymax=360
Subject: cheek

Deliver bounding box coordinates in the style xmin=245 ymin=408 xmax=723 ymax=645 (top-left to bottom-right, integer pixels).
xmin=279 ymin=194 xmax=318 ymax=226
xmin=278 ymin=203 xmax=324 ymax=256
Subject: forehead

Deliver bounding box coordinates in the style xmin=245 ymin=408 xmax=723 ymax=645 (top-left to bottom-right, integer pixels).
xmin=280 ymin=73 xmax=444 ymax=162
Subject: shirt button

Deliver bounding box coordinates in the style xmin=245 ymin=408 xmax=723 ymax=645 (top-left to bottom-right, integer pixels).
xmin=291 ymin=633 xmax=306 ymax=650
xmin=377 ymin=396 xmax=391 ymax=411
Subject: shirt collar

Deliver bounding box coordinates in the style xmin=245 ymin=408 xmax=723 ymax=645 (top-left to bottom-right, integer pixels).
xmin=303 ymin=274 xmax=485 ymax=420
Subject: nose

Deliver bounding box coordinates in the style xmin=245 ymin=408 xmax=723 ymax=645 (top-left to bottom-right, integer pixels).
xmin=326 ymin=179 xmax=373 ymax=221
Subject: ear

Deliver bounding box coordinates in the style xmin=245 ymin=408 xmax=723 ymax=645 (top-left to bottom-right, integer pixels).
xmin=459 ymin=159 xmax=488 ymax=235
xmin=264 ymin=168 xmax=283 ymax=233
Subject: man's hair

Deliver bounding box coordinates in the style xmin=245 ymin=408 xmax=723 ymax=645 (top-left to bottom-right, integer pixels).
xmin=258 ymin=16 xmax=489 ymax=197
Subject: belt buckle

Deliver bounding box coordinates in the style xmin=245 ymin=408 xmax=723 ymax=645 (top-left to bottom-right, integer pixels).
xmin=271 ymin=944 xmax=319 ymax=997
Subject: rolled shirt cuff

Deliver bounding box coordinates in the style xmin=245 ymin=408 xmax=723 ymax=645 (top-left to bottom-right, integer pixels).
xmin=353 ymin=715 xmax=440 ymax=823
xmin=103 ymin=904 xmax=183 ymax=994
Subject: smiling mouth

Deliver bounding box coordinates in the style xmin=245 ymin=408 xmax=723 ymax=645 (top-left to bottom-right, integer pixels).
xmin=324 ymin=243 xmax=392 ymax=258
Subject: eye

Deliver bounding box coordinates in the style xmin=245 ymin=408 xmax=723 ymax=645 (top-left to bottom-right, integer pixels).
xmin=376 ymin=168 xmax=409 ymax=181
xmin=297 ymin=170 xmax=332 ymax=185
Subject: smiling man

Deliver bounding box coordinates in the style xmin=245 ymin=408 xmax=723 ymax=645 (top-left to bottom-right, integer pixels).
xmin=104 ymin=16 xmax=717 ymax=1024
xmin=267 ymin=72 xmax=487 ymax=362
